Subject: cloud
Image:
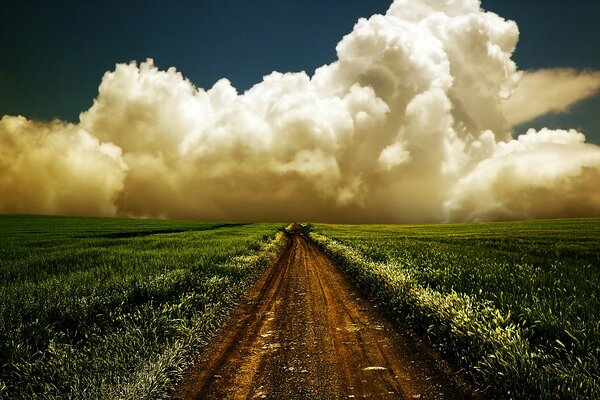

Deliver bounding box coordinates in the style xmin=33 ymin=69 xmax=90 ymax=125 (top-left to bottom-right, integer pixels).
xmin=1 ymin=0 xmax=600 ymax=222
xmin=444 ymin=128 xmax=600 ymax=221
xmin=0 ymin=116 xmax=125 ymax=216
xmin=502 ymin=69 xmax=600 ymax=126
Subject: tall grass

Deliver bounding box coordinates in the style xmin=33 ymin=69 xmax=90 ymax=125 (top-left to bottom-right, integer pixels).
xmin=310 ymin=219 xmax=600 ymax=399
xmin=0 ymin=215 xmax=284 ymax=399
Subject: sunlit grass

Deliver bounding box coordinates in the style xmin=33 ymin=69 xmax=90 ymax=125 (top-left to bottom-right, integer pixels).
xmin=0 ymin=215 xmax=284 ymax=399
xmin=310 ymin=218 xmax=600 ymax=399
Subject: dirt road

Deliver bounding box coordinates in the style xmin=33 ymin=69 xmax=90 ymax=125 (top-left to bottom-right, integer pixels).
xmin=174 ymin=233 xmax=478 ymax=399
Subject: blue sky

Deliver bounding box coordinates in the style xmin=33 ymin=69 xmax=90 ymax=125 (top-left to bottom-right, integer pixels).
xmin=1 ymin=1 xmax=599 ymax=141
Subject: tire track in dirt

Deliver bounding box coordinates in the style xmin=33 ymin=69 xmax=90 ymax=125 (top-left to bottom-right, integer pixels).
xmin=173 ymin=231 xmax=479 ymax=399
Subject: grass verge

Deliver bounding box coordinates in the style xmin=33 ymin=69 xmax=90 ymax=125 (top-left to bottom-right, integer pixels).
xmin=0 ymin=216 xmax=285 ymax=399
xmin=309 ymin=229 xmax=599 ymax=399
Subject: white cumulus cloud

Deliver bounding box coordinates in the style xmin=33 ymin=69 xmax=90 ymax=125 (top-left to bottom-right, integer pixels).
xmin=1 ymin=0 xmax=600 ymax=222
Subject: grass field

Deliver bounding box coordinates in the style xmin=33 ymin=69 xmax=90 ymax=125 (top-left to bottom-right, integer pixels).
xmin=309 ymin=219 xmax=600 ymax=399
xmin=0 ymin=215 xmax=284 ymax=399
xmin=2 ymin=216 xmax=598 ymax=399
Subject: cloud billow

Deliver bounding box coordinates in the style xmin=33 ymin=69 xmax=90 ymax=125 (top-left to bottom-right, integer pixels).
xmin=2 ymin=0 xmax=600 ymax=222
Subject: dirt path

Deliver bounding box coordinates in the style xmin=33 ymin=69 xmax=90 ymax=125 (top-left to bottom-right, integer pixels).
xmin=173 ymin=233 xmax=479 ymax=399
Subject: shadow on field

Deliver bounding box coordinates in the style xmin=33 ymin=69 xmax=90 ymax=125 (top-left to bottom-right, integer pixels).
xmin=79 ymin=223 xmax=250 ymax=239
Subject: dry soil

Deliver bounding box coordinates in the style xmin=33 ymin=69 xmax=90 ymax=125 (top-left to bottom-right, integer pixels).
xmin=173 ymin=232 xmax=479 ymax=399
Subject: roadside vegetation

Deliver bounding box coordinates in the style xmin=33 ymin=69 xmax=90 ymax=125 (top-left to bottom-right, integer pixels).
xmin=0 ymin=215 xmax=284 ymax=399
xmin=309 ymin=219 xmax=600 ymax=399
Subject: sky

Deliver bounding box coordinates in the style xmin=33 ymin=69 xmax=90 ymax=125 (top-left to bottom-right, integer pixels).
xmin=2 ymin=1 xmax=599 ymax=141
xmin=3 ymin=1 xmax=393 ymax=121
xmin=1 ymin=0 xmax=600 ymax=222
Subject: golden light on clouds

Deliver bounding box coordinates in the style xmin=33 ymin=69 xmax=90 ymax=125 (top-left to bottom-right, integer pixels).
xmin=2 ymin=0 xmax=600 ymax=223
xmin=502 ymin=69 xmax=600 ymax=126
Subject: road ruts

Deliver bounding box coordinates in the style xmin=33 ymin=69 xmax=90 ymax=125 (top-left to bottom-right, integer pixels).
xmin=173 ymin=232 xmax=479 ymax=400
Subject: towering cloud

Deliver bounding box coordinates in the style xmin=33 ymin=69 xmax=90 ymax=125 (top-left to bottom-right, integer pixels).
xmin=2 ymin=0 xmax=600 ymax=222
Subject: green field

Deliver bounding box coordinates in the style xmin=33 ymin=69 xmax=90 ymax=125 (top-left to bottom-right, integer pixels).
xmin=2 ymin=216 xmax=599 ymax=399
xmin=309 ymin=219 xmax=600 ymax=399
xmin=0 ymin=215 xmax=284 ymax=399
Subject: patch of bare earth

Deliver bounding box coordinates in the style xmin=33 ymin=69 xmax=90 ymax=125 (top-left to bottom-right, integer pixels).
xmin=173 ymin=232 xmax=480 ymax=399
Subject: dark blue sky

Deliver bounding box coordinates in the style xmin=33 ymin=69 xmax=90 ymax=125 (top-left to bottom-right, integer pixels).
xmin=1 ymin=1 xmax=599 ymax=141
